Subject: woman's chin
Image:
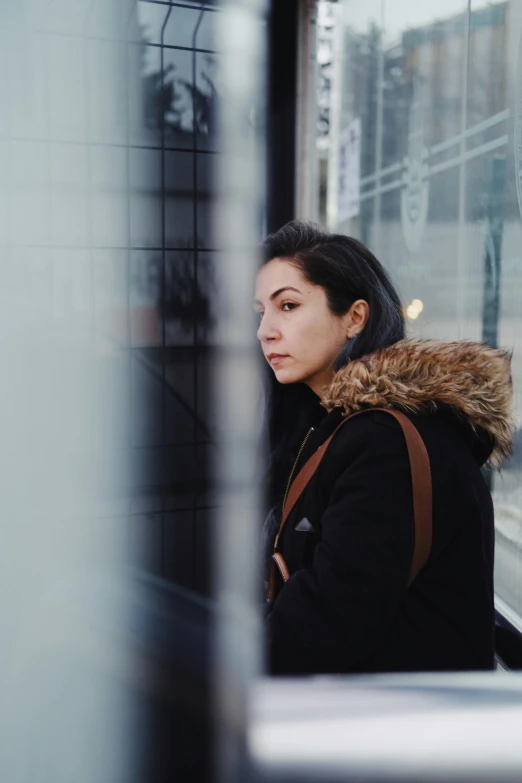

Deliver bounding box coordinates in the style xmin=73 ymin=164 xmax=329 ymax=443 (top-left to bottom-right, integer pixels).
xmin=272 ymin=367 xmax=304 ymax=385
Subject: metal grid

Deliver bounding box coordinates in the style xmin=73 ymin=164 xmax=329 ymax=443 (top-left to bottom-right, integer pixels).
xmin=130 ymin=0 xmax=220 ymax=591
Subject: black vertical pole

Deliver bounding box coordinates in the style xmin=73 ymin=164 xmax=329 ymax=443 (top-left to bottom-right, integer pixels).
xmin=482 ymin=153 xmax=506 ymax=349
xmin=266 ymin=0 xmax=299 ymax=233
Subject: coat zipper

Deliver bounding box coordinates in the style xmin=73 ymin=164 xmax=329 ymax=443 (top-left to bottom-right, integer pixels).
xmin=281 ymin=426 xmax=314 ymax=513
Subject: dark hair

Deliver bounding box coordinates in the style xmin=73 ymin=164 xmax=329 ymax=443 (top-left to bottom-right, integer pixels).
xmin=261 ymin=219 xmax=405 ymax=507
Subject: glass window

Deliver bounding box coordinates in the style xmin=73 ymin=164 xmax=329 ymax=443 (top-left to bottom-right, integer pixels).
xmin=328 ymin=0 xmax=522 ymax=628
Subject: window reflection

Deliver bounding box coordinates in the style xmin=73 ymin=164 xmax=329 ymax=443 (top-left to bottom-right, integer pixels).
xmin=329 ymin=0 xmax=522 ymax=628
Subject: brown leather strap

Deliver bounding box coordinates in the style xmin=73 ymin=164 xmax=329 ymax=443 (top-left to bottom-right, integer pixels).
xmin=272 ymin=552 xmax=290 ymax=582
xmin=387 ymin=410 xmax=433 ymax=583
xmin=267 ymin=408 xmax=432 ymax=601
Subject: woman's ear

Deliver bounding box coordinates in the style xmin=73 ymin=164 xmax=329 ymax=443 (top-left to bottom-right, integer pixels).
xmin=346 ymin=299 xmax=370 ymax=337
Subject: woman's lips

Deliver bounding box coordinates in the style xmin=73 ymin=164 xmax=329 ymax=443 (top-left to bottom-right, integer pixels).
xmin=267 ymin=353 xmax=289 ymax=366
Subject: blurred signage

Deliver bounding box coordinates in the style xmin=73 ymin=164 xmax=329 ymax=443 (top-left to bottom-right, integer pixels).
xmin=401 ymin=75 xmax=430 ymax=253
xmin=401 ymin=152 xmax=430 ymax=253
xmin=337 ymin=117 xmax=361 ymax=223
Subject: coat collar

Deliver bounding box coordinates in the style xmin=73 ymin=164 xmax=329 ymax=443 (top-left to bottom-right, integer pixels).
xmin=320 ymin=339 xmax=514 ymax=467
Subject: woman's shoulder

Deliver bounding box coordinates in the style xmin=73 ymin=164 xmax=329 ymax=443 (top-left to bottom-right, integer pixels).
xmin=328 ymin=406 xmax=426 ymax=442
xmin=323 ymin=407 xmax=488 ymax=496
xmin=321 ymin=407 xmax=468 ymax=475
xmin=319 ymin=407 xmax=421 ymax=473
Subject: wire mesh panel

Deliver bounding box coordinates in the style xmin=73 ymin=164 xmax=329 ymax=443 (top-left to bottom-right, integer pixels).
xmin=128 ymin=0 xmax=221 ymax=594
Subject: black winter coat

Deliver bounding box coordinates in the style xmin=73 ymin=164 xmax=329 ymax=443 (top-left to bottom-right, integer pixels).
xmin=267 ymin=339 xmax=513 ymax=676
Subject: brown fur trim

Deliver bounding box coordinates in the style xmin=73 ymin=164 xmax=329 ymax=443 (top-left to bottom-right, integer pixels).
xmin=321 ymin=339 xmax=514 ymax=467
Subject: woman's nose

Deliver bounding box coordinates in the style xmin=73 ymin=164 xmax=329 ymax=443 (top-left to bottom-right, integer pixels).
xmin=257 ymin=312 xmax=279 ymax=343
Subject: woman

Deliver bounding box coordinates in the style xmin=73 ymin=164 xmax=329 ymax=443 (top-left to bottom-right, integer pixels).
xmin=255 ymin=220 xmax=513 ymax=676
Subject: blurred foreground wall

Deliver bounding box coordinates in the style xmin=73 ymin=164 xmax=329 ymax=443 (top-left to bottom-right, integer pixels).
xmin=0 ymin=0 xmax=224 ymax=779
xmin=0 ymin=1 xmax=139 ymax=780
xmin=0 ymin=0 xmax=270 ymax=780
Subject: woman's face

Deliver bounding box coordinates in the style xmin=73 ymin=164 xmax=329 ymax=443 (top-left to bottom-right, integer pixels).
xmin=254 ymin=258 xmax=362 ymax=395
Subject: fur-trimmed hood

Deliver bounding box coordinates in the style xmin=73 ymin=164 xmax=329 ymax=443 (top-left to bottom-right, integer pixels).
xmin=321 ymin=339 xmax=514 ymax=467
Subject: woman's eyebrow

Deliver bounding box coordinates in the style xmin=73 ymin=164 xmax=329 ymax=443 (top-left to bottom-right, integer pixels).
xmin=253 ymin=286 xmax=302 ymax=306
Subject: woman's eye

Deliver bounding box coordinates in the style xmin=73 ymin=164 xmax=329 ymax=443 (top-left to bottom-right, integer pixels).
xmin=281 ymin=302 xmax=298 ymax=312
